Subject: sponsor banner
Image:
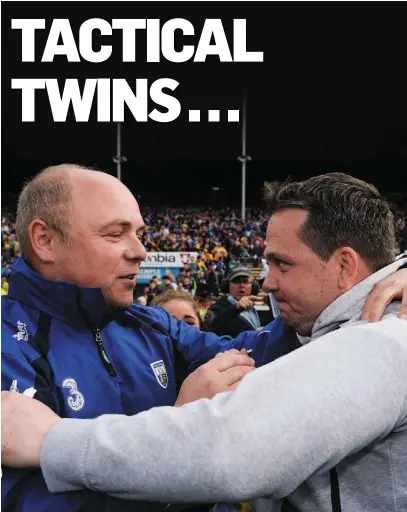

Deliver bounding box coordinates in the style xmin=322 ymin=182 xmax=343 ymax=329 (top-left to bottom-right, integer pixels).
xmin=142 ymin=252 xmax=198 ymax=268
xmin=137 ymin=267 xmax=181 ymax=285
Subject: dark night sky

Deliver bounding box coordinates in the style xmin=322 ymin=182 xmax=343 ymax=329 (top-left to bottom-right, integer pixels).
xmin=2 ymin=2 xmax=407 ymax=208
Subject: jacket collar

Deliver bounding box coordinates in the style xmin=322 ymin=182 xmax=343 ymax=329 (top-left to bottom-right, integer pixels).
xmin=8 ymin=258 xmax=110 ymax=330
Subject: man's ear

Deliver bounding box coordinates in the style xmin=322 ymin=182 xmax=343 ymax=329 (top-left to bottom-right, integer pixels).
xmin=334 ymin=247 xmax=359 ymax=291
xmin=28 ymin=219 xmax=58 ymax=263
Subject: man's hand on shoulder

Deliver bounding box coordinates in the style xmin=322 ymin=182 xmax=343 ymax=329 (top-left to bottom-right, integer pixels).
xmin=361 ymin=268 xmax=407 ymax=322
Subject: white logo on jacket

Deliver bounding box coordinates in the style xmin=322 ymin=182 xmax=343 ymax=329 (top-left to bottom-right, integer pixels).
xmin=150 ymin=360 xmax=168 ymax=389
xmin=62 ymin=377 xmax=85 ymax=412
xmin=13 ymin=321 xmax=29 ymax=341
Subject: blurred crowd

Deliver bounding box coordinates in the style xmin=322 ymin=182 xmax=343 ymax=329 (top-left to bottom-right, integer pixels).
xmin=141 ymin=207 xmax=268 ymax=260
xmin=2 ymin=198 xmax=406 ymax=300
xmin=1 ymin=211 xmax=19 ymax=296
xmin=394 ymin=203 xmax=407 ymax=256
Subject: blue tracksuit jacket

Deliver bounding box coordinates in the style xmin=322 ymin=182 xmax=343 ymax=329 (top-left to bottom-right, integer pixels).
xmin=1 ymin=258 xmax=298 ymax=512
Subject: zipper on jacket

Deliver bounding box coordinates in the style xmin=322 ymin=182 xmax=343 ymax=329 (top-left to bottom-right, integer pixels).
xmin=92 ymin=329 xmax=117 ymax=377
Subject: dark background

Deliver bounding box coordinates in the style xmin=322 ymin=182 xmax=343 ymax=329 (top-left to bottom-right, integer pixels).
xmin=2 ymin=2 xmax=407 ymax=209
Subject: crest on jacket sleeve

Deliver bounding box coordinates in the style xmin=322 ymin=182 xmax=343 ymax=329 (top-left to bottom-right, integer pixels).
xmin=13 ymin=321 xmax=29 ymax=341
xmin=150 ymin=360 xmax=168 ymax=389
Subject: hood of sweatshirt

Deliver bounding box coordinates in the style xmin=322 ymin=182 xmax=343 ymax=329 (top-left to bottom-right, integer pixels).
xmin=297 ymin=255 xmax=407 ymax=345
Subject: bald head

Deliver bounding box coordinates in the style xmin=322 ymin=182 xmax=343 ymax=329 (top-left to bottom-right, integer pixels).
xmin=16 ymin=164 xmax=132 ymax=259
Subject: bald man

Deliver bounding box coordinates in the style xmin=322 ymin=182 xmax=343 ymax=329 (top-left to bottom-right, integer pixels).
xmin=1 ymin=165 xmax=405 ymax=512
xmin=2 ymin=165 xmax=262 ymax=512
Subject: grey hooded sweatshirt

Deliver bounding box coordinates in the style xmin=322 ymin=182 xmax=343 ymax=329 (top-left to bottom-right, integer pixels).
xmin=41 ymin=258 xmax=407 ymax=511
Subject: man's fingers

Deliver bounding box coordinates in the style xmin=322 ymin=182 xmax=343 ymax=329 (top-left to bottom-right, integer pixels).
xmin=223 ymin=365 xmax=255 ymax=387
xmin=248 ymin=296 xmax=258 ymax=301
xmin=362 ymin=268 xmax=407 ymax=321
xmin=399 ymin=286 xmax=407 ymax=320
xmin=213 ymin=353 xmax=255 ymax=371
xmin=361 ymin=282 xmax=397 ymax=322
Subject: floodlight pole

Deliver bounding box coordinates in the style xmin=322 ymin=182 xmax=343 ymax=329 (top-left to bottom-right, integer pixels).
xmin=238 ymin=93 xmax=251 ymax=221
xmin=113 ymin=122 xmax=127 ymax=181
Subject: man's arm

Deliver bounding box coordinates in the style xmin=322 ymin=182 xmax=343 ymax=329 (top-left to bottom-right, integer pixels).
xmin=37 ymin=319 xmax=407 ymax=502
xmin=1 ymin=319 xmax=117 ymax=512
xmin=1 ymin=349 xmax=110 ymax=511
xmin=127 ymin=304 xmax=296 ymax=370
xmin=137 ymin=264 xmax=407 ymax=372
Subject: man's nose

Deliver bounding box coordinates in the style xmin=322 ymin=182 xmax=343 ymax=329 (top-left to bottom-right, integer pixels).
xmin=262 ymin=272 xmax=278 ymax=293
xmin=124 ymin=238 xmax=147 ymax=262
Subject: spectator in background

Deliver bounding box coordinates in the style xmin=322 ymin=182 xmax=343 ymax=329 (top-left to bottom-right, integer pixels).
xmin=196 ymin=255 xmax=206 ymax=272
xmin=146 ymin=280 xmax=159 ymax=305
xmin=157 ymin=275 xmax=173 ymax=294
xmin=135 ymin=296 xmax=147 ymax=306
xmin=188 ymin=256 xmax=199 ymax=275
xmin=195 ymin=270 xmax=209 ymax=299
xmin=180 ymin=269 xmax=189 ymax=284
xmin=230 ymin=240 xmax=243 ymax=260
xmin=241 ymin=246 xmax=250 ymax=266
xmin=212 ymin=243 xmax=228 ymax=262
xmin=206 ymin=261 xmax=220 ymax=298
xmin=1 ymin=276 xmax=9 ymax=296
xmin=150 ymin=290 xmax=200 ymax=328
xmin=216 ymin=257 xmax=226 ymax=275
xmin=185 ymin=269 xmax=198 ymax=291
xmin=182 ymin=275 xmax=195 ymax=295
xmin=9 ymin=233 xmax=20 ymax=258
xmin=195 ymin=296 xmax=215 ymax=328
xmin=2 ymin=234 xmax=11 ymax=261
xmin=167 ymin=272 xmax=178 ymax=290
xmin=184 ymin=268 xmax=195 ymax=281
xmin=1 ymin=260 xmax=10 ymax=279
xmin=251 ymin=239 xmax=265 ymax=267
xmin=209 ymin=267 xmax=261 ymax=338
xmin=227 ymin=255 xmax=237 ymax=272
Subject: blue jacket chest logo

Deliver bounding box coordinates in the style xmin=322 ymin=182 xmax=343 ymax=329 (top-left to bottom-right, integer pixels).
xmin=150 ymin=360 xmax=168 ymax=389
xmin=62 ymin=377 xmax=86 ymax=412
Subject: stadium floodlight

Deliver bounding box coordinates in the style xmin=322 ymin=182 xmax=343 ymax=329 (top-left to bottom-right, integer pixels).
xmin=237 ymin=93 xmax=251 ymax=222
xmin=112 ymin=122 xmax=127 ymax=182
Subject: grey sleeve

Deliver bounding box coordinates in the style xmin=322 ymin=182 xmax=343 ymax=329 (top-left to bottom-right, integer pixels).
xmin=41 ymin=322 xmax=407 ymax=503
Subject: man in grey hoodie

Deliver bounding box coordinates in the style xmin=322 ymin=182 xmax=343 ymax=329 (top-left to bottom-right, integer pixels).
xmin=2 ymin=173 xmax=407 ymax=512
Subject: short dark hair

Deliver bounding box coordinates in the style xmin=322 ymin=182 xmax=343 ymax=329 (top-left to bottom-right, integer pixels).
xmin=264 ymin=173 xmax=395 ymax=272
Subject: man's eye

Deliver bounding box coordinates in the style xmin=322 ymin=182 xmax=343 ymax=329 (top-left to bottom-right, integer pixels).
xmin=272 ymin=258 xmax=288 ymax=268
xmin=107 ymin=233 xmax=122 ymax=239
